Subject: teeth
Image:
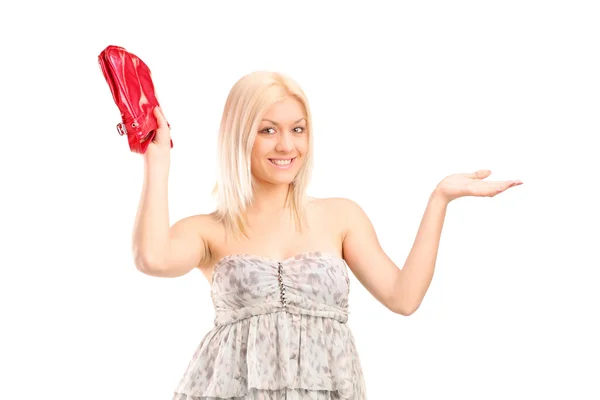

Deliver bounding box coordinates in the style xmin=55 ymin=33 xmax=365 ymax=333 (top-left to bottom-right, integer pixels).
xmin=270 ymin=159 xmax=293 ymax=166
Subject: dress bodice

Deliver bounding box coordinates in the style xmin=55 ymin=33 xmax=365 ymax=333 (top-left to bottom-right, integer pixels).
xmin=173 ymin=251 xmax=366 ymax=399
xmin=210 ymin=251 xmax=350 ymax=326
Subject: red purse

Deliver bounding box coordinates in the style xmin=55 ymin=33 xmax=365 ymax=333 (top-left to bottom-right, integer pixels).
xmin=98 ymin=45 xmax=173 ymax=154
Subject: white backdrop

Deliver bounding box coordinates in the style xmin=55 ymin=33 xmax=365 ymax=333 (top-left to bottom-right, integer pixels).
xmin=1 ymin=1 xmax=599 ymax=399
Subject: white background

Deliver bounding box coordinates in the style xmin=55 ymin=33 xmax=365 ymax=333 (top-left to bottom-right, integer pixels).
xmin=1 ymin=0 xmax=599 ymax=398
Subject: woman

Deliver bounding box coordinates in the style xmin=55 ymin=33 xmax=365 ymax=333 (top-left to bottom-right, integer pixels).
xmin=132 ymin=71 xmax=522 ymax=399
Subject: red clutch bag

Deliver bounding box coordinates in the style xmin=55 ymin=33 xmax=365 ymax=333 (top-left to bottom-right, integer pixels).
xmin=98 ymin=45 xmax=173 ymax=154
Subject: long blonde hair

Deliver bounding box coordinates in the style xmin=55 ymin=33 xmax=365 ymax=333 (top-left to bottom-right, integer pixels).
xmin=211 ymin=71 xmax=314 ymax=240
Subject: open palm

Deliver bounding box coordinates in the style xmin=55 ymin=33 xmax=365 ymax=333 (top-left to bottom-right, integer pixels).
xmin=435 ymin=170 xmax=523 ymax=203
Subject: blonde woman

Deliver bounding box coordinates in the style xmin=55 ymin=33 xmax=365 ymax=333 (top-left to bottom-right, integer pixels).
xmin=132 ymin=71 xmax=522 ymax=399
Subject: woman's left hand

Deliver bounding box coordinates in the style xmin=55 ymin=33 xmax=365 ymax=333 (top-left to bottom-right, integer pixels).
xmin=434 ymin=169 xmax=523 ymax=203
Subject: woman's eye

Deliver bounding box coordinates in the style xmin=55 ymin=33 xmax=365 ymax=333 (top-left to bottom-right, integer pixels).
xmin=261 ymin=127 xmax=275 ymax=134
xmin=294 ymin=127 xmax=305 ymax=133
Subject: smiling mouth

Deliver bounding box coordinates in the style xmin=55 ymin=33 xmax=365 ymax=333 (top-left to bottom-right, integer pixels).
xmin=269 ymin=157 xmax=296 ymax=167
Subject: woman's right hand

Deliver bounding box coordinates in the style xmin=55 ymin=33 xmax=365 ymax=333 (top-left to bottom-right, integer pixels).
xmin=143 ymin=106 xmax=172 ymax=162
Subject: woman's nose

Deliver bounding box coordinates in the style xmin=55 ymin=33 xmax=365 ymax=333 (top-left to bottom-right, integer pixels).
xmin=275 ymin=131 xmax=294 ymax=152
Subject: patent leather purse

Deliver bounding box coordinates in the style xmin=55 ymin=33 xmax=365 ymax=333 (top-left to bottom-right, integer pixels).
xmin=98 ymin=45 xmax=173 ymax=153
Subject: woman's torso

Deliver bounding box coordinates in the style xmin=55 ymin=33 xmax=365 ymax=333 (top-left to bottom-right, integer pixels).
xmin=173 ymin=197 xmax=368 ymax=399
xmin=194 ymin=197 xmax=345 ymax=285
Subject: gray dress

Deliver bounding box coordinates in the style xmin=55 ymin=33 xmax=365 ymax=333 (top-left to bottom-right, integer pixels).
xmin=173 ymin=251 xmax=367 ymax=399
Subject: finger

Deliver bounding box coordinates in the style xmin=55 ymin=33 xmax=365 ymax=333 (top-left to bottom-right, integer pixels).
xmin=471 ymin=169 xmax=491 ymax=180
xmin=483 ymin=180 xmax=516 ymax=185
xmin=490 ymin=180 xmax=523 ymax=188
xmin=153 ymin=106 xmax=169 ymax=129
xmin=493 ymin=182 xmax=521 ymax=195
xmin=508 ymin=181 xmax=523 ymax=188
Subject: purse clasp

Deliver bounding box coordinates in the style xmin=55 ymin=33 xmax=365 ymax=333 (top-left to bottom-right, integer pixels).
xmin=116 ymin=122 xmax=127 ymax=136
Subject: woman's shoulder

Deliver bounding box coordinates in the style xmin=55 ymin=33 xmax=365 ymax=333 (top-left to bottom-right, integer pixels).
xmin=309 ymin=196 xmax=362 ymax=213
xmin=172 ymin=212 xmax=222 ymax=237
xmin=308 ymin=196 xmax=364 ymax=232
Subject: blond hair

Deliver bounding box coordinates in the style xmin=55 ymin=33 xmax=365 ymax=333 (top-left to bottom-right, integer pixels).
xmin=211 ymin=71 xmax=314 ymax=240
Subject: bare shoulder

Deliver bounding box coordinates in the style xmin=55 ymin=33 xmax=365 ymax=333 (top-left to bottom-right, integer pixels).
xmin=308 ymin=196 xmax=366 ymax=238
xmin=308 ymin=196 xmax=360 ymax=210
xmin=171 ymin=212 xmax=220 ymax=236
xmin=321 ymin=197 xmax=362 ymax=208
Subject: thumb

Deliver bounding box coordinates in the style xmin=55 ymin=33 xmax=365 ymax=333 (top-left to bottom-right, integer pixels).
xmin=151 ymin=106 xmax=171 ymax=147
xmin=153 ymin=106 xmax=169 ymax=129
xmin=472 ymin=169 xmax=491 ymax=179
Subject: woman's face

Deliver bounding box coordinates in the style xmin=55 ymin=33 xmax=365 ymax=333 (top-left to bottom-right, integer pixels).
xmin=251 ymin=96 xmax=308 ymax=186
